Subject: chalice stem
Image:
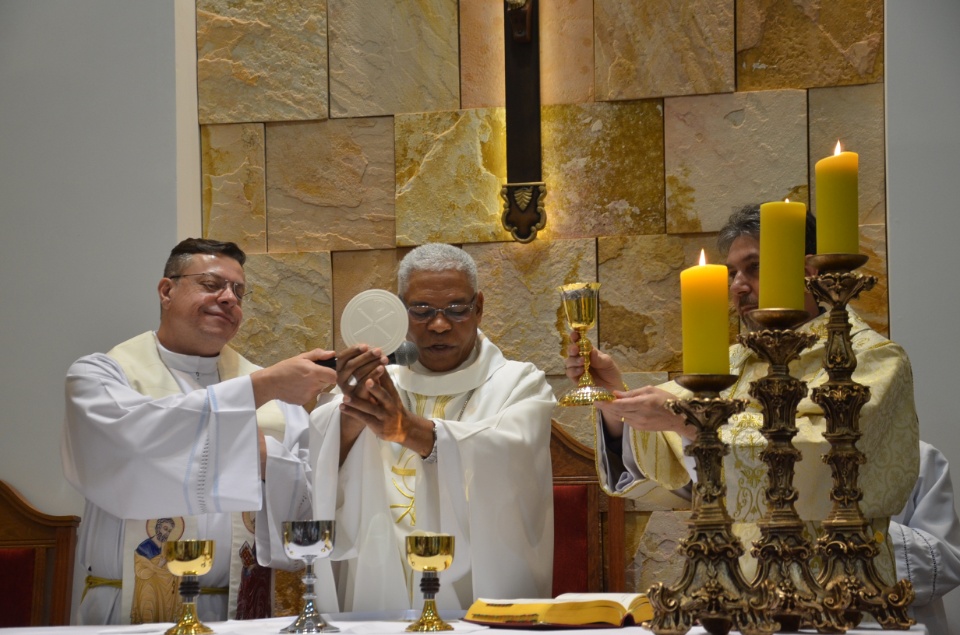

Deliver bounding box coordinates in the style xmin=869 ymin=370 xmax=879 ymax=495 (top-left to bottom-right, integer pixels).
xmin=577 ymin=330 xmax=594 ymax=387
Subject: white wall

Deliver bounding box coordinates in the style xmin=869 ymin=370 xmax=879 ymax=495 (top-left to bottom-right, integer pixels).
xmin=0 ymin=0 xmax=182 ymax=514
xmin=886 ymin=1 xmax=960 ymax=632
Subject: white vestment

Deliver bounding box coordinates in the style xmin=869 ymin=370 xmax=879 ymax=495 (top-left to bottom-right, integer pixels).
xmin=62 ymin=331 xmax=336 ymax=624
xmin=310 ymin=333 xmax=555 ymax=611
xmin=890 ymin=441 xmax=960 ymax=634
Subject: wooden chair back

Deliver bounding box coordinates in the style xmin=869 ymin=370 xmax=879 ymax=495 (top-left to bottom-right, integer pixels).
xmin=0 ymin=480 xmax=80 ymax=626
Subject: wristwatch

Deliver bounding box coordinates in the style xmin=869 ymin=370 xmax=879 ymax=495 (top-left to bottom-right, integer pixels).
xmin=422 ymin=421 xmax=439 ymax=464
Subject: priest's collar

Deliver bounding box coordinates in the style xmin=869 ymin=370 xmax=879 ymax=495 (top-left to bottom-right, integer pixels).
xmin=153 ymin=332 xmax=221 ymax=377
xmin=395 ymin=331 xmax=507 ymax=397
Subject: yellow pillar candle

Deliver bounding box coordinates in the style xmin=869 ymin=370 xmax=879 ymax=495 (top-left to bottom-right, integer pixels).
xmin=759 ymin=200 xmax=807 ymax=311
xmin=815 ymin=141 xmax=859 ymax=254
xmin=680 ymin=250 xmax=729 ymax=375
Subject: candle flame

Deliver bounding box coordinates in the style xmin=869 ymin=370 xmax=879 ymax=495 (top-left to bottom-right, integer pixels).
xmin=699 ymin=249 xmax=706 ymax=266
xmin=785 ymin=198 xmax=790 ymax=203
xmin=834 ymin=140 xmax=842 ymax=155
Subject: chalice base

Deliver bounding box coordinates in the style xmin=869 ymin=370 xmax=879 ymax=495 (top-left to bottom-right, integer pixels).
xmin=406 ymin=599 xmax=454 ymax=632
xmin=165 ymin=601 xmax=213 ymax=635
xmin=280 ymin=612 xmax=340 ymax=633
xmin=559 ymin=383 xmax=615 ymax=407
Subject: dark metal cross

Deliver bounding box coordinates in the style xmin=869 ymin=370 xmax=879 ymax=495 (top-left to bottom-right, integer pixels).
xmin=501 ymin=0 xmax=545 ymax=243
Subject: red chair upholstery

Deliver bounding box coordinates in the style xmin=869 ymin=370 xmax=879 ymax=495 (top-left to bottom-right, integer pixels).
xmin=551 ymin=484 xmax=590 ymax=595
xmin=0 ymin=480 xmax=80 ymax=626
xmin=550 ymin=422 xmax=625 ymax=595
xmin=0 ymin=547 xmax=37 ymax=626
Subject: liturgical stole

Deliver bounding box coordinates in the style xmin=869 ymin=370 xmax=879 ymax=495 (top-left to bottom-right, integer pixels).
xmin=107 ymin=332 xmax=286 ymax=623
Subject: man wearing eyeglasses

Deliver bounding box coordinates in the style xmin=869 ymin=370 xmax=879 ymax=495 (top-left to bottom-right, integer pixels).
xmin=309 ymin=243 xmax=556 ymax=612
xmin=62 ymin=238 xmax=339 ymax=625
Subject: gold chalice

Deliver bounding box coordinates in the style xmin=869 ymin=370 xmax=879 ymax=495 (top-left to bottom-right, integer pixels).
xmin=558 ymin=282 xmax=615 ymax=406
xmin=281 ymin=520 xmax=337 ymax=634
xmin=405 ymin=532 xmax=455 ymax=632
xmin=163 ymin=539 xmax=215 ymax=635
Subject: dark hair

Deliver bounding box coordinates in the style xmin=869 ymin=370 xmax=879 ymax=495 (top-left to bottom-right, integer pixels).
xmin=163 ymin=238 xmax=246 ymax=277
xmin=717 ymin=204 xmax=817 ymax=256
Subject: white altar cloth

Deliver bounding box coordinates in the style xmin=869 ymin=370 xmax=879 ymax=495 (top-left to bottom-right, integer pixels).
xmin=0 ymin=614 xmax=929 ymax=635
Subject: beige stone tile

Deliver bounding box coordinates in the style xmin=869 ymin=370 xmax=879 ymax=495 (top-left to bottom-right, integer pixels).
xmin=232 ymin=252 xmax=333 ymax=367
xmin=329 ymin=0 xmax=459 ymax=117
xmin=461 ymin=0 xmax=593 ymax=109
xmin=809 ymin=83 xmax=886 ymax=226
xmin=459 ymin=0 xmax=504 ymax=109
xmin=549 ymin=371 xmax=669 ymax=450
xmin=197 ymin=0 xmax=328 ymax=124
xmin=852 ymin=224 xmax=889 ymax=337
xmin=541 ymin=101 xmax=665 ymax=239
xmin=201 ymin=124 xmax=266 ymax=253
xmin=664 ymin=90 xmax=808 ymax=234
xmin=465 ymin=239 xmax=596 ymax=377
xmin=737 ymin=0 xmax=884 ymax=91
xmin=595 ymin=0 xmax=734 ymax=100
xmin=330 ymin=248 xmax=412 ymax=351
xmin=598 ymin=234 xmax=724 ymax=373
xmin=395 ymin=109 xmax=510 ymax=246
xmin=265 ymin=118 xmax=396 ymax=252
xmin=629 ymin=510 xmax=691 ymax=594
xmin=541 ymin=0 xmax=594 ymax=105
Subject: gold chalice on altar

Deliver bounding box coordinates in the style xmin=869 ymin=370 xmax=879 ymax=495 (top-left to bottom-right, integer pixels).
xmin=163 ymin=539 xmax=215 ymax=635
xmin=405 ymin=532 xmax=455 ymax=632
xmin=559 ymin=282 xmax=615 ymax=406
xmin=281 ymin=520 xmax=338 ymax=634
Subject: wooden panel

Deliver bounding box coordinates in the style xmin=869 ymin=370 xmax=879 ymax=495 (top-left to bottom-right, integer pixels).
xmin=0 ymin=481 xmax=79 ymax=626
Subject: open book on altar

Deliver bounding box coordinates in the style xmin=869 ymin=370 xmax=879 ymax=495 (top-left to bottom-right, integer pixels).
xmin=464 ymin=593 xmax=653 ymax=628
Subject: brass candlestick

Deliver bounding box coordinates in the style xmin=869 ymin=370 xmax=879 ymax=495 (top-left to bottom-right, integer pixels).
xmin=647 ymin=374 xmax=777 ymax=635
xmin=741 ymin=309 xmax=848 ymax=633
xmin=806 ymin=254 xmax=914 ymax=630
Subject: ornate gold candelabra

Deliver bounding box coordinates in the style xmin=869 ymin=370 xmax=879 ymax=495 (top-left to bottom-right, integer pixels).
xmin=806 ymin=254 xmax=914 ymax=629
xmin=648 ymin=374 xmax=777 ymax=635
xmin=741 ymin=309 xmax=848 ymax=633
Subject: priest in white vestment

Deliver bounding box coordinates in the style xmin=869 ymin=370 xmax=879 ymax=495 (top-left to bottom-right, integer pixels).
xmin=62 ymin=238 xmax=340 ymax=624
xmin=890 ymin=441 xmax=960 ymax=634
xmin=310 ymin=243 xmax=555 ymax=611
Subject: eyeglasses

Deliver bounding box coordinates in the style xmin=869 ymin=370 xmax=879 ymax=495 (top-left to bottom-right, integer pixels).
xmin=406 ymin=295 xmax=477 ymax=323
xmin=169 ymin=272 xmax=251 ymax=304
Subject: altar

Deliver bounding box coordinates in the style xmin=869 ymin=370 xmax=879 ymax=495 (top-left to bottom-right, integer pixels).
xmin=0 ymin=614 xmax=930 ymax=635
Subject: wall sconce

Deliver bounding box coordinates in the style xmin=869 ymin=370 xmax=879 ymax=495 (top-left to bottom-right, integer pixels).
xmin=500 ymin=0 xmax=545 ymax=243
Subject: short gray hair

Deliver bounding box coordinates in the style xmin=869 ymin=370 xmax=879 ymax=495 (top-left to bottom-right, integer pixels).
xmin=716 ymin=204 xmax=761 ymax=256
xmin=397 ymin=244 xmax=478 ymax=298
xmin=717 ymin=203 xmax=818 ymax=256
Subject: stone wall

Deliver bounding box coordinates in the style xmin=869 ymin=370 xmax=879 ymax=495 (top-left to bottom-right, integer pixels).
xmin=196 ymin=0 xmax=887 ymax=593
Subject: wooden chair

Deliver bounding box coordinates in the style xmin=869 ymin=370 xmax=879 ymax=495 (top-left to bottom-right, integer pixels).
xmin=550 ymin=421 xmax=625 ymax=595
xmin=0 ymin=480 xmax=80 ymax=626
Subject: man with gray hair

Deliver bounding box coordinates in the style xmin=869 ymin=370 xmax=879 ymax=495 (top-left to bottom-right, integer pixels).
xmin=310 ymin=243 xmax=556 ymax=612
